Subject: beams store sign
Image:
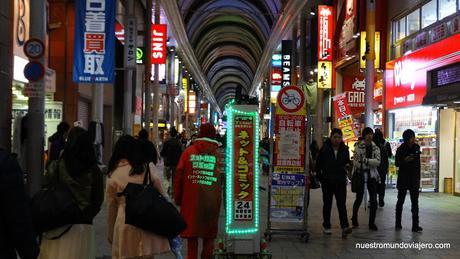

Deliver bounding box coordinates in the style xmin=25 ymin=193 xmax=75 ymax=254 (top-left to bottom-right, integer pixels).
xmin=386 ymin=33 xmax=460 ymax=109
xmin=317 ymin=5 xmax=334 ymax=89
xmin=73 ymin=0 xmax=115 ymax=83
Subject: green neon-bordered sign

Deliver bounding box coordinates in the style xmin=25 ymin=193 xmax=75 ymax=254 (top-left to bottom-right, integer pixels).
xmin=225 ymin=104 xmax=259 ymax=235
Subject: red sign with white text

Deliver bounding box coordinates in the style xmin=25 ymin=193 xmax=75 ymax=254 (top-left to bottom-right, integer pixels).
xmin=271 ymin=68 xmax=282 ymax=85
xmin=151 ymin=24 xmax=167 ymax=64
xmin=343 ymin=76 xmax=365 ymax=116
xmin=333 ymin=93 xmax=355 ymax=141
xmin=318 ymin=5 xmax=334 ymax=61
xmin=385 ymin=33 xmax=460 ymax=110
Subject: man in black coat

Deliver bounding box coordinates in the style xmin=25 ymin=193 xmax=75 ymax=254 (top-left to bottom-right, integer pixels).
xmin=0 ymin=149 xmax=39 ymax=259
xmin=316 ymin=128 xmax=352 ymax=238
xmin=395 ymin=129 xmax=423 ymax=232
xmin=160 ymin=127 xmax=183 ymax=194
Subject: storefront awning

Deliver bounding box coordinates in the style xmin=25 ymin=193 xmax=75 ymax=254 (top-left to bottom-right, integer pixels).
xmin=423 ymin=82 xmax=460 ymax=106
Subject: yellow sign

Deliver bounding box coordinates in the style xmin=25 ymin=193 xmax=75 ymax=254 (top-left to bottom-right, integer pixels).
xmin=317 ymin=61 xmax=332 ymax=89
xmin=360 ymin=31 xmax=381 ymax=69
xmin=183 ymin=77 xmax=188 ymax=112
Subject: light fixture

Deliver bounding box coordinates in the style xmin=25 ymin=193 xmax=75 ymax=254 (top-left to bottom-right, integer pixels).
xmin=310 ymin=71 xmax=314 ymax=75
xmin=314 ymin=68 xmax=318 ymax=73
xmin=310 ymin=8 xmax=315 ymax=16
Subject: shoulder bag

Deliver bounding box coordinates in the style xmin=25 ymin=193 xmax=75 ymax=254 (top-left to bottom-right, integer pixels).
xmin=351 ymin=159 xmax=364 ymax=193
xmin=120 ymin=165 xmax=187 ymax=239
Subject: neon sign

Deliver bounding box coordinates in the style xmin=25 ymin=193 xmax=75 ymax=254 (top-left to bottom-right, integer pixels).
xmin=318 ymin=5 xmax=334 ymax=61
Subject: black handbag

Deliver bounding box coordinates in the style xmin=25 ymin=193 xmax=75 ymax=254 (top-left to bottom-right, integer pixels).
xmin=309 ymin=173 xmax=321 ymax=189
xmin=120 ymin=165 xmax=187 ymax=239
xmin=31 ymin=161 xmax=83 ymax=234
xmin=351 ymin=161 xmax=365 ymax=193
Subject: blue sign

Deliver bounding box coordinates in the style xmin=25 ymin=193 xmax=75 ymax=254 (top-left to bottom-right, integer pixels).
xmin=24 ymin=61 xmax=45 ymax=82
xmin=73 ymin=0 xmax=115 ymax=83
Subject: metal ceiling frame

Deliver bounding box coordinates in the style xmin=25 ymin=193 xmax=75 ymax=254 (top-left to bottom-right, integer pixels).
xmin=160 ymin=0 xmax=222 ymax=115
xmin=248 ymin=0 xmax=310 ymax=96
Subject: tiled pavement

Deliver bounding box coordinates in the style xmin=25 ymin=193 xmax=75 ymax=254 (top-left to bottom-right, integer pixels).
xmin=95 ymin=162 xmax=460 ymax=258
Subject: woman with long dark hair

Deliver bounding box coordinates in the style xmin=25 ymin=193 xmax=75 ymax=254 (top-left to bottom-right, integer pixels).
xmin=39 ymin=127 xmax=104 ymax=259
xmin=106 ymin=135 xmax=170 ymax=259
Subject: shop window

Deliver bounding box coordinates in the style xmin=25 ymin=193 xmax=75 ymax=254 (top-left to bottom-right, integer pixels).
xmin=407 ymin=9 xmax=421 ymax=35
xmin=439 ymin=0 xmax=457 ymax=20
xmin=398 ymin=17 xmax=407 ymax=40
xmin=422 ymin=0 xmax=438 ymax=28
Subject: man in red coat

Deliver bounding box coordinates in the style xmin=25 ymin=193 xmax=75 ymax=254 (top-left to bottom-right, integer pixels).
xmin=174 ymin=123 xmax=222 ymax=259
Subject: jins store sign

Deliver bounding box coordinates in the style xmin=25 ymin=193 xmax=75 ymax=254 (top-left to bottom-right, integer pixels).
xmin=385 ymin=33 xmax=460 ymax=110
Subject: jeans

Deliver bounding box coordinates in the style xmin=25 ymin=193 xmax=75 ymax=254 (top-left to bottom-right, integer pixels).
xmin=321 ymin=181 xmax=349 ymax=229
xmin=378 ymin=172 xmax=387 ymax=203
xmin=187 ymin=237 xmax=214 ymax=259
xmin=396 ymin=188 xmax=419 ymax=227
xmin=352 ymin=178 xmax=378 ymax=225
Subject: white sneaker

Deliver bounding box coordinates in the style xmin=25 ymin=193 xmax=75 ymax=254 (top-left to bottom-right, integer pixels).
xmin=323 ymin=228 xmax=332 ymax=235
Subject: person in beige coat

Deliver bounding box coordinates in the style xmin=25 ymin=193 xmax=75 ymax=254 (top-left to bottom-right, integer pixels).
xmin=106 ymin=135 xmax=170 ymax=259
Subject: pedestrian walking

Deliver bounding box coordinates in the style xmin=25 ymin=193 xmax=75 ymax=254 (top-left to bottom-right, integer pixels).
xmin=395 ymin=129 xmax=423 ymax=232
xmin=0 ymin=148 xmax=40 ymax=259
xmin=106 ymin=135 xmax=170 ymax=259
xmin=351 ymin=127 xmax=381 ymax=231
xmin=38 ymin=127 xmax=104 ymax=259
xmin=174 ymin=123 xmax=222 ymax=259
xmin=316 ymin=128 xmax=352 ymax=238
xmin=138 ymin=128 xmax=159 ymax=165
xmin=160 ymin=127 xmax=183 ymax=194
xmin=47 ymin=121 xmax=70 ymax=165
xmin=373 ymin=128 xmax=392 ymax=207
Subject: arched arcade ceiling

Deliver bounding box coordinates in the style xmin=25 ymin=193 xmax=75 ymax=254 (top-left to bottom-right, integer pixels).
xmin=178 ymin=0 xmax=282 ymax=109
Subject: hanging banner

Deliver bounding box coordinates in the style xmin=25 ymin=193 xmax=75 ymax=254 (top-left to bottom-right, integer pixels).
xmin=317 ymin=61 xmax=333 ymax=88
xmin=225 ymin=105 xmax=259 ymax=235
xmin=281 ymin=40 xmax=292 ymax=87
xmin=124 ymin=16 xmax=137 ymax=68
xmin=333 ymin=93 xmax=355 ymax=141
xmin=151 ymin=24 xmax=167 ymax=64
xmin=73 ymin=0 xmax=115 ymax=83
xmin=343 ymin=76 xmax=365 ymax=116
xmin=318 ymin=5 xmax=334 ymax=61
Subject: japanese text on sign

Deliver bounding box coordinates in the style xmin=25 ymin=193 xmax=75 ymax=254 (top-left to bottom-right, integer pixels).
xmin=188 ymin=154 xmax=217 ymax=186
xmin=333 ymin=93 xmax=356 ymax=141
xmin=318 ymin=5 xmax=334 ymax=61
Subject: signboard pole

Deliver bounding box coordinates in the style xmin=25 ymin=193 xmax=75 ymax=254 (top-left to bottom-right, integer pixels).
xmin=152 ymin=0 xmax=160 ymax=144
xmin=26 ymin=0 xmax=46 ymax=196
xmin=364 ymin=0 xmax=376 ymax=127
xmin=123 ymin=0 xmax=137 ymax=135
xmin=144 ymin=0 xmax=153 ymax=136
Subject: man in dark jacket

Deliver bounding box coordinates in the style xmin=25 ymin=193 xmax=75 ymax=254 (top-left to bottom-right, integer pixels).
xmin=138 ymin=128 xmax=158 ymax=165
xmin=0 ymin=149 xmax=40 ymax=259
xmin=160 ymin=127 xmax=183 ymax=194
xmin=47 ymin=121 xmax=70 ymax=165
xmin=316 ymin=128 xmax=352 ymax=238
xmin=395 ymin=129 xmax=423 ymax=232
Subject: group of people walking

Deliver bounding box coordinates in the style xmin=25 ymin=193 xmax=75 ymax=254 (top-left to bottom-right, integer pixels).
xmin=0 ymin=122 xmax=222 ymax=259
xmin=315 ymin=127 xmax=423 ymax=238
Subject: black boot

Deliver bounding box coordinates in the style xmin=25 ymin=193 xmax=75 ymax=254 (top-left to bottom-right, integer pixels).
xmin=351 ymin=216 xmax=359 ymax=227
xmin=369 ymin=223 xmax=378 ymax=231
xmin=412 ymin=226 xmax=423 ymax=233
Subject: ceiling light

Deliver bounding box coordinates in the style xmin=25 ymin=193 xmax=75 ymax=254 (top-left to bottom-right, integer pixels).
xmin=310 ymin=8 xmax=315 ymax=16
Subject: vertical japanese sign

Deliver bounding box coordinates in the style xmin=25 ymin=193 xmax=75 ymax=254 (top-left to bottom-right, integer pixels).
xmin=73 ymin=0 xmax=115 ymax=83
xmin=317 ymin=5 xmax=334 ymax=89
xmin=281 ymin=40 xmax=292 ymax=88
xmin=332 ymin=93 xmax=355 ymax=141
xmin=226 ymin=105 xmax=259 ymax=235
xmin=360 ymin=31 xmax=381 ymax=69
xmin=124 ymin=16 xmax=137 ymax=68
xmin=271 ymin=86 xmax=306 ymax=223
xmin=151 ymin=24 xmax=167 ymax=64
xmin=318 ymin=5 xmax=333 ymax=61
xmin=233 ymin=115 xmax=254 ymax=221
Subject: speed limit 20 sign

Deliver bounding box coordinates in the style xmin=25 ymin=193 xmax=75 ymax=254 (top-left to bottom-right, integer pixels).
xmin=24 ymin=38 xmax=45 ymax=59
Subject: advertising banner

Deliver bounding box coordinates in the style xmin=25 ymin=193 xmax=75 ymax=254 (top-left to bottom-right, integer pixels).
xmin=333 ymin=93 xmax=355 ymax=141
xmin=270 ymin=174 xmax=306 ymax=223
xmin=343 ymin=76 xmax=365 ymax=115
xmin=318 ymin=5 xmax=334 ymax=61
xmin=281 ymin=40 xmax=292 ymax=87
xmin=385 ymin=33 xmax=460 ymax=110
xmin=233 ymin=114 xmax=255 ymax=221
xmin=317 ymin=61 xmax=333 ymax=88
xmin=151 ymin=24 xmax=167 ymax=64
xmin=73 ymin=0 xmax=115 ymax=83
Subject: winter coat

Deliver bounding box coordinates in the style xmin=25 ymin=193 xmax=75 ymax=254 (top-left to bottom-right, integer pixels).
xmin=174 ymin=138 xmax=222 ymax=239
xmin=160 ymin=137 xmax=183 ymax=166
xmin=377 ymin=141 xmax=392 ymax=177
xmin=47 ymin=133 xmax=66 ymax=163
xmin=106 ymin=162 xmax=170 ymax=258
xmin=0 ymin=149 xmax=39 ymax=259
xmin=395 ymin=143 xmax=421 ymax=190
xmin=352 ymin=141 xmax=381 ymax=182
xmin=44 ymin=159 xmax=104 ymax=223
xmin=316 ymin=139 xmax=350 ymax=184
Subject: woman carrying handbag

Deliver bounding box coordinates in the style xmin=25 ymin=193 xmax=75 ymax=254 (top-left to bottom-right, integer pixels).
xmin=106 ymin=136 xmax=170 ymax=259
xmin=351 ymin=127 xmax=381 ymax=231
xmin=38 ymin=127 xmax=104 ymax=259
